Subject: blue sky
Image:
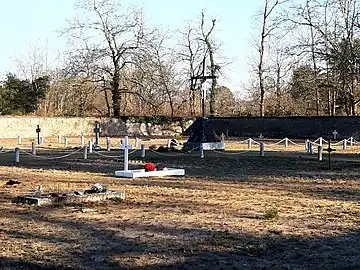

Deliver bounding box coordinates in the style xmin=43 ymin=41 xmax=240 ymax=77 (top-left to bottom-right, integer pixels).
xmin=0 ymin=0 xmax=263 ymax=94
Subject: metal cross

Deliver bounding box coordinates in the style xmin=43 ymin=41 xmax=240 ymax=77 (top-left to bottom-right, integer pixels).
xmin=36 ymin=125 xmax=41 ymax=145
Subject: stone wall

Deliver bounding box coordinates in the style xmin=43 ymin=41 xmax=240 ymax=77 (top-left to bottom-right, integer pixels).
xmin=184 ymin=116 xmax=360 ymax=139
xmin=0 ymin=117 xmax=193 ymax=138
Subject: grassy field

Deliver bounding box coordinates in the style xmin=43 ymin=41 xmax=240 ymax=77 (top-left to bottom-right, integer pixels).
xmin=0 ymin=137 xmax=359 ymax=269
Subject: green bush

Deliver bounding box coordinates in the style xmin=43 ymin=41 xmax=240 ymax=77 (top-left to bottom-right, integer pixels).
xmin=264 ymin=207 xmax=279 ymax=219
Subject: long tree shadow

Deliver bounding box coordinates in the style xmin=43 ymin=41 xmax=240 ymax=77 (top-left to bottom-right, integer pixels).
xmin=2 ymin=205 xmax=360 ymax=269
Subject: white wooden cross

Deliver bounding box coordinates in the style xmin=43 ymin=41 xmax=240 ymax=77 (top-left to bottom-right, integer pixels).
xmin=259 ymin=133 xmax=264 ymax=140
xmin=332 ymin=130 xmax=338 ymax=140
xmin=120 ymin=136 xmax=133 ymax=171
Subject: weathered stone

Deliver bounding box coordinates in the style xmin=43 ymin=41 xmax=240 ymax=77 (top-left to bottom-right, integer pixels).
xmin=13 ymin=190 xmax=125 ymax=206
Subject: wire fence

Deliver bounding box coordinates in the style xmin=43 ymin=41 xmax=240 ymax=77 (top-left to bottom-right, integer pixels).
xmin=1 ymin=135 xmax=360 ymax=163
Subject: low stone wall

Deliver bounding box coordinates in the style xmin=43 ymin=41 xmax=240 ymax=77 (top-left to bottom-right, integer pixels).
xmin=0 ymin=117 xmax=193 ymax=138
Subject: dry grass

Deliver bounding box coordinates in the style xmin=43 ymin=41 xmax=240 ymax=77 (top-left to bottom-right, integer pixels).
xmin=0 ymin=137 xmax=359 ymax=269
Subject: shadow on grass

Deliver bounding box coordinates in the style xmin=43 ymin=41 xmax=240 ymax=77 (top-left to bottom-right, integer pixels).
xmin=1 ymin=205 xmax=360 ymax=269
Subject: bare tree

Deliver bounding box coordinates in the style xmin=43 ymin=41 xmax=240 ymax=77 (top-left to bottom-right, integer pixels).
xmin=61 ymin=0 xmax=145 ymax=117
xmin=199 ymin=12 xmax=219 ymax=115
xmin=256 ymin=0 xmax=286 ymax=116
xmin=179 ymin=25 xmax=205 ymax=116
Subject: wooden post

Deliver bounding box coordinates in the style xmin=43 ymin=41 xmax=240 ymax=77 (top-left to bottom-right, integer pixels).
xmin=305 ymin=139 xmax=309 ymax=152
xmin=350 ymin=137 xmax=354 ymax=146
xmin=135 ymin=137 xmax=140 ymax=148
xmin=285 ymin=137 xmax=288 ymax=147
xmin=14 ymin=148 xmax=20 ymax=163
xmin=64 ymin=137 xmax=68 ymax=148
xmin=17 ymin=135 xmax=22 ymax=145
xmin=260 ymin=143 xmax=265 ymax=156
xmin=58 ymin=135 xmax=62 ymax=143
xmin=81 ymin=135 xmax=85 ymax=145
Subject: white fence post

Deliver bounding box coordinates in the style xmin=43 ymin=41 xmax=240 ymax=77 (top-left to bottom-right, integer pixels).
xmin=14 ymin=148 xmax=20 ymax=163
xmin=106 ymin=137 xmax=111 ymax=151
xmin=83 ymin=146 xmax=88 ymax=160
xmin=343 ymin=139 xmax=347 ymax=151
xmin=31 ymin=142 xmax=36 ymax=155
xmin=309 ymin=142 xmax=313 ymax=155
xmin=141 ymin=144 xmax=146 ymax=158
xmin=200 ymin=143 xmax=204 ymax=159
xmin=248 ymin=138 xmax=252 ymax=149
xmin=318 ymin=145 xmax=323 ymax=161
xmin=89 ymin=140 xmax=93 ymax=153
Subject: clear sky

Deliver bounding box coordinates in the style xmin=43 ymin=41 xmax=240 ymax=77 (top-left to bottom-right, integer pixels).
xmin=0 ymin=0 xmax=263 ymax=94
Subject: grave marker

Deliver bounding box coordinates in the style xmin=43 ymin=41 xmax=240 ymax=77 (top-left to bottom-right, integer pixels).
xmin=94 ymin=123 xmax=101 ymax=148
xmin=120 ymin=136 xmax=133 ymax=171
xmin=36 ymin=125 xmax=41 ymax=145
xmin=325 ymin=139 xmax=336 ymax=170
xmin=115 ymin=136 xmax=185 ymax=179
xmin=332 ymin=130 xmax=338 ymax=140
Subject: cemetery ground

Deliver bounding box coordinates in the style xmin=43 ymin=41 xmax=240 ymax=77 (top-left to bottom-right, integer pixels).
xmin=0 ymin=137 xmax=359 ymax=269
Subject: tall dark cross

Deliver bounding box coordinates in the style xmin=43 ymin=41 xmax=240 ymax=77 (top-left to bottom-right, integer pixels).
xmin=36 ymin=125 xmax=41 ymax=145
xmin=325 ymin=139 xmax=336 ymax=170
xmin=94 ymin=123 xmax=101 ymax=147
xmin=190 ymin=58 xmax=218 ymax=118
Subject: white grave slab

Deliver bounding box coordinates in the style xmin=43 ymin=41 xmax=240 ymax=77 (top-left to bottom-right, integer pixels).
xmin=115 ymin=136 xmax=185 ymax=178
xmin=115 ymin=168 xmax=185 ymax=179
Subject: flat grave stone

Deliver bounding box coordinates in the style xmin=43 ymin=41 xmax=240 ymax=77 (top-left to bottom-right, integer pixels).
xmin=13 ymin=190 xmax=125 ymax=206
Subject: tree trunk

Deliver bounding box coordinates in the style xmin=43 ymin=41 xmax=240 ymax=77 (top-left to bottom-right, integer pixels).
xmin=208 ymin=48 xmax=217 ymax=116
xmin=275 ymin=65 xmax=281 ymax=115
xmin=111 ymin=71 xmax=121 ymax=117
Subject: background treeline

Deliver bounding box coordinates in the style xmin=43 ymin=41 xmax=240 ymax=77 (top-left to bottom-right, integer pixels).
xmin=1 ymin=0 xmax=359 ymax=117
